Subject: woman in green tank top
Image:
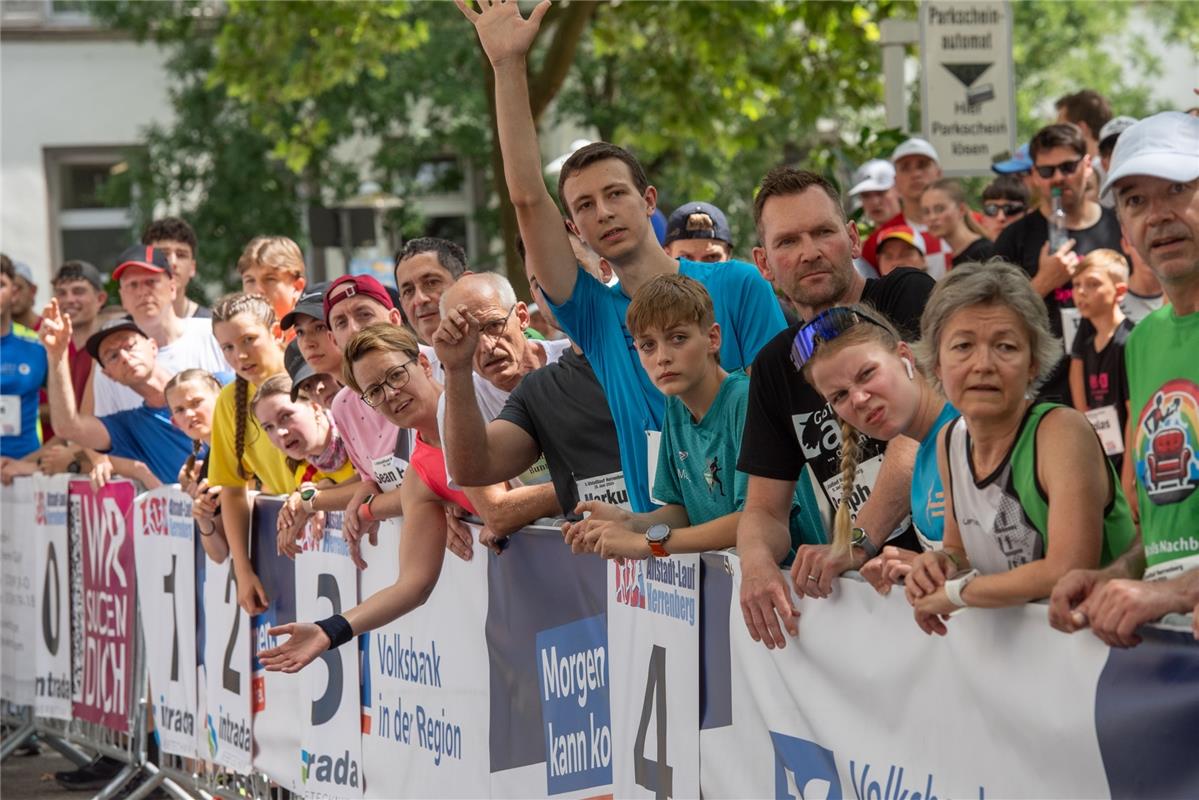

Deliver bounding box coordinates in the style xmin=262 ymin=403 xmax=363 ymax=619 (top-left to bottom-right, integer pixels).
xmin=904 ymin=262 xmax=1135 ymax=636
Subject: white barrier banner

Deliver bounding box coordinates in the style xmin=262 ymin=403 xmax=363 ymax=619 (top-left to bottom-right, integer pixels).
xmin=133 ymin=486 xmax=199 ymax=758
xmin=608 ymin=555 xmax=700 ymax=799
xmin=33 ymin=474 xmax=73 ymax=719
xmin=360 ymin=519 xmax=490 ymax=799
xmin=700 ymin=555 xmax=1112 ymax=799
xmin=295 ymin=513 xmax=364 ymax=799
xmin=203 ymin=554 xmax=253 ymax=773
xmin=2 ymin=479 xmax=39 ymax=704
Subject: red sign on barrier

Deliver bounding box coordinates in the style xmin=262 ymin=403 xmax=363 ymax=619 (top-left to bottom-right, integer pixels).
xmin=70 ymin=480 xmax=137 ymax=733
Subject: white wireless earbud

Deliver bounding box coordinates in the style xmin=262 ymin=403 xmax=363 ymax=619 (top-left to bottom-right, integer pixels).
xmin=903 ymin=357 xmax=915 ymax=380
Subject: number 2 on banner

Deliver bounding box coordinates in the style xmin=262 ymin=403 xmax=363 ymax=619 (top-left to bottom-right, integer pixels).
xmin=312 ymin=572 xmax=343 ymax=726
xmin=633 ymin=645 xmax=673 ymax=798
xmin=223 ymin=569 xmax=242 ymax=694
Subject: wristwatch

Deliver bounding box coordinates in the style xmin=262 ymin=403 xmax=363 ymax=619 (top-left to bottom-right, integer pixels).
xmin=850 ymin=526 xmax=879 ymax=560
xmin=298 ymin=482 xmax=319 ymax=514
xmin=645 ymin=523 xmax=672 ymax=558
xmin=944 ymin=568 xmax=980 ymax=608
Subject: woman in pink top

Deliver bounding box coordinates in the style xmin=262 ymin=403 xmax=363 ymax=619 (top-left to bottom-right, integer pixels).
xmin=257 ymin=323 xmax=526 ymax=672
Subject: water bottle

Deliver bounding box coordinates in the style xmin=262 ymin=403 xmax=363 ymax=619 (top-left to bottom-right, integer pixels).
xmin=1047 ymin=187 xmax=1069 ymax=252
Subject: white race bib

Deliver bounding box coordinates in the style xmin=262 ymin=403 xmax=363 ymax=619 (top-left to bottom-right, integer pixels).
xmin=0 ymin=395 xmax=20 ymax=436
xmin=371 ymin=454 xmax=409 ymax=492
xmin=1084 ymin=405 xmax=1125 ymax=455
xmin=1060 ymin=307 xmax=1083 ymax=355
xmin=575 ymin=470 xmax=632 ymax=512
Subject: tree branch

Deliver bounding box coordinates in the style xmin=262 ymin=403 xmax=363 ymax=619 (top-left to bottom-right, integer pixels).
xmin=528 ymin=0 xmax=599 ymax=120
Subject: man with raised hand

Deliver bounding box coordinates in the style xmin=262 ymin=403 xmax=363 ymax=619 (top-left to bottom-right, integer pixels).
xmin=458 ymin=0 xmax=785 ymax=513
xmin=1049 ymin=111 xmax=1199 ymax=646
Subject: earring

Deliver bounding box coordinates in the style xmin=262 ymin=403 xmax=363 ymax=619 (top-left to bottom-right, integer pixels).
xmin=903 ymin=358 xmax=915 ymax=380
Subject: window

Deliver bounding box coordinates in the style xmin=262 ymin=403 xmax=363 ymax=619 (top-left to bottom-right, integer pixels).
xmin=45 ymin=149 xmax=136 ymax=271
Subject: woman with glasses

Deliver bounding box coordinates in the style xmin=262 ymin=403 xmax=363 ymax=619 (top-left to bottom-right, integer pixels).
xmin=921 ymin=179 xmax=995 ymax=268
xmin=903 ymin=262 xmax=1135 ymax=635
xmin=794 ymin=304 xmax=959 ymax=593
xmin=978 ymin=176 xmax=1030 ymax=241
xmin=256 ymin=323 xmax=535 ymax=673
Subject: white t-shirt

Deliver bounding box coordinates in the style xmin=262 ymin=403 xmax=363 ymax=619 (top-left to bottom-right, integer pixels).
xmin=93 ymin=317 xmax=231 ymax=416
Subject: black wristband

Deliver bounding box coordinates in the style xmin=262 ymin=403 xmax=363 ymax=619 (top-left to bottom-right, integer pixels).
xmin=314 ymin=614 xmax=354 ymax=650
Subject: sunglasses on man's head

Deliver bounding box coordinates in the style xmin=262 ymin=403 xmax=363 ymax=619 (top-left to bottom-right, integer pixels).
xmin=982 ymin=202 xmax=1027 ymax=217
xmin=1034 ymin=156 xmax=1084 ymax=180
xmin=790 ymin=307 xmax=891 ymax=372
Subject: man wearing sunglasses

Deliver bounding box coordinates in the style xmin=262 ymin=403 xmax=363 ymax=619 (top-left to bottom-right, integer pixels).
xmin=994 ymin=123 xmax=1126 ymax=405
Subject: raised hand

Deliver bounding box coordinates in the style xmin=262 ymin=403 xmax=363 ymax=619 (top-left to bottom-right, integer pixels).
xmin=37 ymin=299 xmax=73 ymax=361
xmin=432 ymin=303 xmax=481 ymax=372
xmin=455 ymin=0 xmax=551 ymax=67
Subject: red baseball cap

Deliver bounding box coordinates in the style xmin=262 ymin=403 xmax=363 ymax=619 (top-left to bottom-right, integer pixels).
xmin=322 ymin=274 xmax=395 ymax=324
xmin=112 ymin=244 xmax=173 ymax=281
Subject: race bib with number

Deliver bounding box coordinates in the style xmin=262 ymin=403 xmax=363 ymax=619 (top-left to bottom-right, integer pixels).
xmin=1085 ymin=405 xmax=1125 ymax=455
xmin=0 ymin=395 xmax=21 ymax=436
xmin=371 ymin=455 xmax=409 ymax=492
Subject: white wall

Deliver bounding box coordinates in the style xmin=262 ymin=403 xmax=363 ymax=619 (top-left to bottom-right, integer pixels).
xmin=0 ymin=37 xmax=173 ymax=307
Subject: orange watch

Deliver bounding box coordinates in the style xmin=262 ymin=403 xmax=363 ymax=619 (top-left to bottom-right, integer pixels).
xmin=645 ymin=523 xmax=671 ymax=558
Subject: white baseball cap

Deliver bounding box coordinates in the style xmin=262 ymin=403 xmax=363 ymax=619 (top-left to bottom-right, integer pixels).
xmin=849 ymin=159 xmax=896 ymax=196
xmin=1101 ymin=111 xmax=1199 ymax=198
xmin=891 ymin=137 xmax=940 ymax=165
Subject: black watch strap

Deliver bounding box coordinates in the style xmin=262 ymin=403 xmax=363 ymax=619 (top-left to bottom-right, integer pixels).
xmin=314 ymin=614 xmax=354 ymax=650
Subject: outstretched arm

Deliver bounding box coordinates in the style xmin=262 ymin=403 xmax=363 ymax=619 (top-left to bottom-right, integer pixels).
xmin=38 ymin=300 xmax=111 ymax=450
xmin=457 ymin=0 xmax=579 ymax=303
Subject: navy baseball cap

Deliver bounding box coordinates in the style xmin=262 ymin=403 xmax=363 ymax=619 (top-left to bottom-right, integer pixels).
xmin=664 ymin=202 xmax=733 ymax=246
xmin=113 ymin=244 xmax=173 ymax=281
xmin=85 ymin=315 xmax=148 ymax=363
xmin=283 ymin=339 xmax=318 ymax=400
xmin=281 ymin=281 xmax=330 ymax=331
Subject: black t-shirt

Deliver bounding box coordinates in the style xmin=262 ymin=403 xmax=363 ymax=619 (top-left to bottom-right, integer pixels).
xmin=993 ymin=205 xmax=1124 ymax=403
xmin=497 ymin=348 xmax=623 ymax=517
xmin=737 ymin=268 xmax=935 ymax=548
xmin=953 ymin=237 xmax=995 ymax=266
xmin=1070 ymin=317 xmax=1134 ymax=472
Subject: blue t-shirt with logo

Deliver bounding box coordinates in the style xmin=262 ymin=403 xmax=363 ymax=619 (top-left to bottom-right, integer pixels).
xmin=549 ymin=258 xmax=786 ymax=512
xmin=101 ymin=404 xmax=194 ymax=485
xmin=913 ymin=402 xmax=960 ymax=549
xmin=1 ymin=324 xmax=48 ymax=458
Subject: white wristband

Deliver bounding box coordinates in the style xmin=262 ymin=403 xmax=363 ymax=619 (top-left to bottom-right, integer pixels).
xmin=944 ymin=569 xmax=979 ymax=608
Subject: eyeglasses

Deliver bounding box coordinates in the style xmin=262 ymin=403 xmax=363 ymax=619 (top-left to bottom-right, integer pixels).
xmin=1034 ymin=157 xmax=1084 ymax=179
xmin=982 ymin=202 xmax=1027 ymax=218
xmin=479 ymin=304 xmax=517 ymax=340
xmin=360 ymin=358 xmax=417 ymax=408
xmin=791 ymin=307 xmax=891 ymax=372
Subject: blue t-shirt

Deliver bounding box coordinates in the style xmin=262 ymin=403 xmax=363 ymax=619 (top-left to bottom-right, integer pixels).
xmin=912 ymin=402 xmax=960 ymax=549
xmin=1 ymin=324 xmax=48 ymax=458
xmin=653 ymin=371 xmax=824 ymax=565
xmin=549 ymin=259 xmax=786 ymax=512
xmin=101 ymin=404 xmax=194 ymax=485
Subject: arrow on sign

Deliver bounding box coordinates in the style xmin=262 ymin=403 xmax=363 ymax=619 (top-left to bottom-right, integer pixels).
xmin=942 ymin=62 xmax=993 ymax=88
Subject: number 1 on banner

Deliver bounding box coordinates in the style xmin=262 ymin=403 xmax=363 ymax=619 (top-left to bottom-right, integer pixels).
xmin=633 ymin=645 xmax=673 ymax=798
xmin=163 ymin=554 xmax=179 ymax=682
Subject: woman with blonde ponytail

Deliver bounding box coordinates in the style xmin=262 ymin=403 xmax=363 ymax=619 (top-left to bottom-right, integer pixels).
xmin=796 ymin=304 xmax=960 ymax=593
xmin=921 ymin=179 xmax=994 ymax=267
xmin=209 ymin=292 xmax=292 ymax=614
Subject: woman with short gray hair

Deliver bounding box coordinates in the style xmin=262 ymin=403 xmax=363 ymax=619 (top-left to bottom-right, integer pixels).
xmin=904 ymin=261 xmax=1135 ymax=635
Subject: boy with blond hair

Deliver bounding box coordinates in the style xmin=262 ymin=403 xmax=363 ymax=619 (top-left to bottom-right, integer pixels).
xmin=563 ymin=274 xmax=817 ymax=564
xmin=1069 ymin=248 xmax=1135 ymax=472
xmin=237 ymin=235 xmax=307 ymax=329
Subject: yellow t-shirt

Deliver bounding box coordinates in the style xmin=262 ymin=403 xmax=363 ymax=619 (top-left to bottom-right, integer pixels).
xmin=208 ymin=379 xmax=297 ymax=495
xmin=293 ymin=458 xmax=357 ymax=487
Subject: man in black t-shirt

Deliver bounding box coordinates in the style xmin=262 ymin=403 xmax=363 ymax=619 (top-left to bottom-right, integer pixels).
xmin=739 ymin=167 xmax=935 ymax=651
xmin=994 ymin=123 xmax=1125 ymax=404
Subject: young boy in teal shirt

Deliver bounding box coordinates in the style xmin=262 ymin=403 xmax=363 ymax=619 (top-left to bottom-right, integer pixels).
xmin=562 ymin=274 xmax=820 ymax=565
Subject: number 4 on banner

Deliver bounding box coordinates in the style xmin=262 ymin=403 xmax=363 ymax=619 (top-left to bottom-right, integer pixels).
xmin=633 ymin=645 xmax=673 ymax=798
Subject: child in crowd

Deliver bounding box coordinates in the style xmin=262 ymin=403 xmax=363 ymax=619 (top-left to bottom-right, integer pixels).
xmin=209 ymin=293 xmax=293 ymax=614
xmin=874 ymin=224 xmax=928 ymax=276
xmin=1068 ymin=249 xmax=1135 ymax=473
xmin=562 ymin=274 xmax=821 ymax=565
xmin=237 ymin=236 xmax=307 ymax=335
xmin=164 ymin=368 xmax=229 ymax=564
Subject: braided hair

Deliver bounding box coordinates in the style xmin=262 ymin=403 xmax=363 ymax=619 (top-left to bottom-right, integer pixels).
xmin=211 ymin=292 xmax=276 ymax=480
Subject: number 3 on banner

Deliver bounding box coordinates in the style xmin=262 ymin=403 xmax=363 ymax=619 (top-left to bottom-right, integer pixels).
xmin=633 ymin=645 xmax=673 ymax=798
xmin=223 ymin=569 xmax=241 ymax=694
xmin=312 ymin=573 xmax=343 ymax=727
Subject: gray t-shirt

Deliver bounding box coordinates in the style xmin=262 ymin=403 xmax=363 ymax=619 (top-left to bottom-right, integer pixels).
xmin=497 ymin=348 xmax=624 ymax=517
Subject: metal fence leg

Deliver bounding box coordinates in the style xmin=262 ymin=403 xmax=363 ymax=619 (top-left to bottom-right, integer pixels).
xmin=39 ymin=731 xmax=94 ymax=766
xmin=0 ymin=718 xmax=36 ymax=761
